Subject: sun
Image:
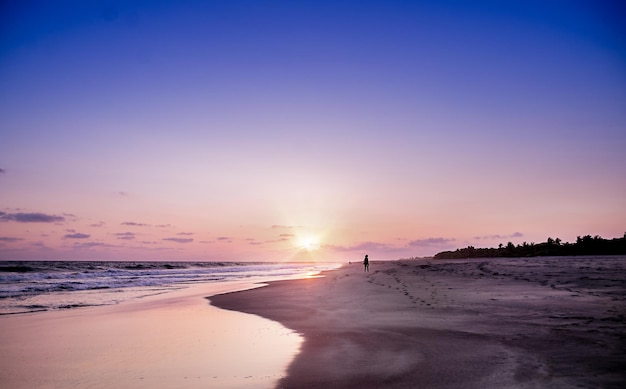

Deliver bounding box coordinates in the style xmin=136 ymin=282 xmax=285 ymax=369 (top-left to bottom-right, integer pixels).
xmin=296 ymin=235 xmax=320 ymax=251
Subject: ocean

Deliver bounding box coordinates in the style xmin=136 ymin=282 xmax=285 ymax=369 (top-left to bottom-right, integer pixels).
xmin=0 ymin=261 xmax=340 ymax=315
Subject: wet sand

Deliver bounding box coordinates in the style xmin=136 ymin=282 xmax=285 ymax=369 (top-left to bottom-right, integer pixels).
xmin=210 ymin=257 xmax=626 ymax=388
xmin=0 ymin=281 xmax=302 ymax=389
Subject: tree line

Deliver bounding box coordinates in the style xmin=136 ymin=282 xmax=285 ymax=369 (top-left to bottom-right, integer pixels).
xmin=433 ymin=233 xmax=626 ymax=259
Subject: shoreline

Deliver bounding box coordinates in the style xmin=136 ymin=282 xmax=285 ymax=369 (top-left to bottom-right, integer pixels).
xmin=210 ymin=257 xmax=626 ymax=388
xmin=0 ymin=280 xmax=302 ymax=389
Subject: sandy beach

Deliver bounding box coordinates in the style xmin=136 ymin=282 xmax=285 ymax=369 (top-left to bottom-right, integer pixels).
xmin=211 ymin=257 xmax=626 ymax=388
xmin=1 ymin=257 xmax=623 ymax=388
xmin=0 ymin=281 xmax=302 ymax=389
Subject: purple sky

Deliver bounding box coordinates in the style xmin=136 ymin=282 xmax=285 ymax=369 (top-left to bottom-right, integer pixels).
xmin=1 ymin=0 xmax=625 ymax=261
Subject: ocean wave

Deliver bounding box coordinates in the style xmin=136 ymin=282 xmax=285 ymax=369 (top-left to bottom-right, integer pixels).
xmin=0 ymin=261 xmax=340 ymax=315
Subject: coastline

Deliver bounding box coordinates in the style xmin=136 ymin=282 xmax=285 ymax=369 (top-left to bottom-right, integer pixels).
xmin=0 ymin=280 xmax=302 ymax=389
xmin=210 ymin=257 xmax=626 ymax=388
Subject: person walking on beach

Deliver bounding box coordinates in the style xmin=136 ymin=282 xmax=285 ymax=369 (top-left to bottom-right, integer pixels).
xmin=363 ymin=254 xmax=369 ymax=272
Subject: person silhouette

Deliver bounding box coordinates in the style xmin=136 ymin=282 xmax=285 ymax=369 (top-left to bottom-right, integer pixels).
xmin=363 ymin=254 xmax=369 ymax=272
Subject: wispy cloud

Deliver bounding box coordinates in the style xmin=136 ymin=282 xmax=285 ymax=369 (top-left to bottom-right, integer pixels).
xmin=0 ymin=168 xmax=5 ymax=174
xmin=114 ymin=232 xmax=136 ymax=240
xmin=408 ymin=237 xmax=455 ymax=247
xmin=271 ymin=225 xmax=303 ymax=230
xmin=0 ymin=237 xmax=22 ymax=242
xmin=64 ymin=233 xmax=90 ymax=239
xmin=280 ymin=233 xmax=295 ymax=237
xmin=265 ymin=238 xmax=288 ymax=243
xmin=326 ymin=241 xmax=398 ymax=252
xmin=474 ymin=232 xmax=524 ymax=240
xmin=156 ymin=224 xmax=171 ymax=228
xmin=162 ymin=237 xmax=193 ymax=243
xmin=216 ymin=236 xmax=231 ymax=241
xmin=177 ymin=232 xmax=194 ymax=236
xmin=121 ymin=221 xmax=149 ymax=227
xmin=326 ymin=237 xmax=456 ymax=254
xmin=72 ymin=241 xmax=117 ymax=249
xmin=0 ymin=212 xmax=65 ymax=223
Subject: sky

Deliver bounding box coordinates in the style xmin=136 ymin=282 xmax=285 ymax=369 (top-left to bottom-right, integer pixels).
xmin=1 ymin=0 xmax=625 ymax=262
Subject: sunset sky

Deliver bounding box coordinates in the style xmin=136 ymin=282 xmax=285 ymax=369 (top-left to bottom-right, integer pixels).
xmin=1 ymin=0 xmax=625 ymax=261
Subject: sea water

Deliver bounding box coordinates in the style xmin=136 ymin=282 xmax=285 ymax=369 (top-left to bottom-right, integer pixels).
xmin=0 ymin=261 xmax=340 ymax=315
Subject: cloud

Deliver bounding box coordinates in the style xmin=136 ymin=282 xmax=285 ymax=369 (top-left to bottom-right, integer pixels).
xmin=64 ymin=233 xmax=90 ymax=239
xmin=0 ymin=212 xmax=66 ymax=223
xmin=271 ymin=225 xmax=302 ymax=229
xmin=118 ymin=191 xmax=129 ymax=196
xmin=121 ymin=221 xmax=149 ymax=227
xmin=474 ymin=232 xmax=524 ymax=240
xmin=177 ymin=232 xmax=194 ymax=236
xmin=162 ymin=237 xmax=193 ymax=243
xmin=216 ymin=236 xmax=231 ymax=241
xmin=265 ymin=238 xmax=288 ymax=243
xmin=326 ymin=238 xmax=456 ymax=255
xmin=114 ymin=232 xmax=136 ymax=240
xmin=280 ymin=233 xmax=295 ymax=237
xmin=90 ymin=221 xmax=105 ymax=227
xmin=72 ymin=241 xmax=117 ymax=249
xmin=408 ymin=238 xmax=455 ymax=247
xmin=0 ymin=237 xmax=22 ymax=242
xmin=156 ymin=224 xmax=171 ymax=228
xmin=326 ymin=241 xmax=397 ymax=253
xmin=0 ymin=168 xmax=5 ymax=174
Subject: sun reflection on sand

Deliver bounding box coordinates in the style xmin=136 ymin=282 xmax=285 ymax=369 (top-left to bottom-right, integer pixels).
xmin=0 ymin=282 xmax=303 ymax=389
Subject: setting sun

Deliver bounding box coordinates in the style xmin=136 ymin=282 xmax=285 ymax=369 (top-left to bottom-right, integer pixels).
xmin=296 ymin=236 xmax=320 ymax=252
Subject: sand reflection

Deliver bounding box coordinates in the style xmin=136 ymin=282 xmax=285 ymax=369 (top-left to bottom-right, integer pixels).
xmin=0 ymin=282 xmax=302 ymax=389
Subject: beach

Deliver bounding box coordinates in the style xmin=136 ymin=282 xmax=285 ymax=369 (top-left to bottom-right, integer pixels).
xmin=0 ymin=281 xmax=303 ymax=389
xmin=211 ymin=257 xmax=626 ymax=388
xmin=1 ymin=257 xmax=624 ymax=389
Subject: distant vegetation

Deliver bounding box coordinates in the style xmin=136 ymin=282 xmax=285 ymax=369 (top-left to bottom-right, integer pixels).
xmin=434 ymin=233 xmax=626 ymax=259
